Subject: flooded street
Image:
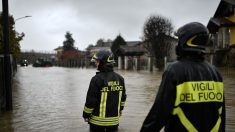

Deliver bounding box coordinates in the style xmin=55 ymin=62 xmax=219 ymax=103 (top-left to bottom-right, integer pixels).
xmin=0 ymin=66 xmax=235 ymax=132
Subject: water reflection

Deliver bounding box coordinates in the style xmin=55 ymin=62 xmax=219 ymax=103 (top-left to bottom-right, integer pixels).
xmin=221 ymin=70 xmax=235 ymax=132
xmin=0 ymin=66 xmax=234 ymax=132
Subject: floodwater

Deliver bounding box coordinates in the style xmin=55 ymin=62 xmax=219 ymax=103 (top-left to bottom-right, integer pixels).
xmin=0 ymin=66 xmax=234 ymax=132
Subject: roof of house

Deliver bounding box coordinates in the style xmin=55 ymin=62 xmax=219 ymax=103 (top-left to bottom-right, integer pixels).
xmin=208 ymin=17 xmax=235 ymax=33
xmin=54 ymin=46 xmax=63 ymax=51
xmin=116 ymin=41 xmax=145 ymax=56
xmin=207 ymin=0 xmax=235 ymax=33
xmin=214 ymin=0 xmax=235 ymax=17
xmin=126 ymin=41 xmax=141 ymax=47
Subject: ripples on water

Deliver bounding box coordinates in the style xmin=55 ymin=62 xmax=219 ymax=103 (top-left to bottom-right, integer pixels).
xmin=0 ymin=66 xmax=234 ymax=132
xmin=220 ymin=68 xmax=235 ymax=132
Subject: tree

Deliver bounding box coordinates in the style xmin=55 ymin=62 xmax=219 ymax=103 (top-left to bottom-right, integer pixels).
xmin=106 ymin=39 xmax=113 ymax=43
xmin=142 ymin=15 xmax=174 ymax=70
xmin=63 ymin=31 xmax=75 ymax=51
xmin=0 ymin=13 xmax=24 ymax=59
xmin=96 ymin=38 xmax=105 ymax=47
xmin=86 ymin=44 xmax=94 ymax=51
xmin=111 ymin=34 xmax=126 ymax=58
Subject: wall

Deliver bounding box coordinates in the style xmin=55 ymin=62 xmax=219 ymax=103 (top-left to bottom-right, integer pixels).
xmin=0 ymin=56 xmax=5 ymax=111
xmin=227 ymin=10 xmax=235 ymax=46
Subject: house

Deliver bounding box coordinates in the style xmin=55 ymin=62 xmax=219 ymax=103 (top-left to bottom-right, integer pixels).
xmin=54 ymin=46 xmax=81 ymax=61
xmin=86 ymin=39 xmax=177 ymax=71
xmin=54 ymin=46 xmax=82 ymax=67
xmin=54 ymin=46 xmax=63 ymax=61
xmin=89 ymin=42 xmax=112 ymax=56
xmin=207 ymin=0 xmax=235 ymax=66
xmin=116 ymin=41 xmax=146 ymax=70
xmin=87 ymin=41 xmax=146 ymax=70
xmin=116 ymin=41 xmax=145 ymax=56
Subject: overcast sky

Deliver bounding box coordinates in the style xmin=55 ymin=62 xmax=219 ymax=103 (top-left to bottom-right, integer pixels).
xmin=1 ymin=0 xmax=220 ymax=52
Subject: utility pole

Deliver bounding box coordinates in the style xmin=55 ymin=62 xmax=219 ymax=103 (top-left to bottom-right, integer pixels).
xmin=2 ymin=0 xmax=13 ymax=110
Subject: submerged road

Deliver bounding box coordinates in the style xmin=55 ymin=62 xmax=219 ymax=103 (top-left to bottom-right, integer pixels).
xmin=0 ymin=66 xmax=234 ymax=132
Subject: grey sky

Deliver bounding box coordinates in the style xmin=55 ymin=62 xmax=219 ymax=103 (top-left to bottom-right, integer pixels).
xmin=1 ymin=0 xmax=220 ymax=52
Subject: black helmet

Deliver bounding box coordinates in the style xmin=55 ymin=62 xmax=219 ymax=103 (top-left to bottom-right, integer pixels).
xmin=175 ymin=22 xmax=209 ymax=56
xmin=91 ymin=50 xmax=115 ymax=64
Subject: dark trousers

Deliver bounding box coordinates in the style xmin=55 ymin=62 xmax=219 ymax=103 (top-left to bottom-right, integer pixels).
xmin=90 ymin=124 xmax=118 ymax=132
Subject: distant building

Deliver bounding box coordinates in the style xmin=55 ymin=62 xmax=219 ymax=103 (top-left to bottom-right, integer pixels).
xmin=54 ymin=46 xmax=81 ymax=61
xmin=116 ymin=41 xmax=145 ymax=56
xmin=89 ymin=42 xmax=112 ymax=55
xmin=54 ymin=46 xmax=84 ymax=67
xmin=54 ymin=46 xmax=63 ymax=61
xmin=85 ymin=38 xmax=177 ymax=71
xmin=116 ymin=41 xmax=146 ymax=70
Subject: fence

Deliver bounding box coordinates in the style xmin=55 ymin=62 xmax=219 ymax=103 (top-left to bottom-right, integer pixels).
xmin=0 ymin=56 xmax=5 ymax=111
xmin=55 ymin=59 xmax=88 ymax=68
xmin=0 ymin=54 xmax=17 ymax=111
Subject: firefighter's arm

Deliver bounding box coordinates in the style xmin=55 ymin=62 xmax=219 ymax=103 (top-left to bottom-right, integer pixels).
xmin=83 ymin=77 xmax=98 ymax=119
xmin=120 ymin=78 xmax=127 ymax=111
xmin=140 ymin=70 xmax=176 ymax=132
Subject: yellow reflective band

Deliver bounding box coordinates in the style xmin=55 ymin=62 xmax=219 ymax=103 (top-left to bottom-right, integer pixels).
xmin=107 ymin=56 xmax=113 ymax=63
xmin=120 ymin=102 xmax=125 ymax=106
xmin=172 ymin=107 xmax=198 ymax=132
xmin=186 ymin=35 xmax=198 ymax=47
xmin=118 ymin=91 xmax=122 ymax=116
xmin=99 ymin=92 xmax=105 ymax=117
xmin=211 ymin=107 xmax=223 ymax=132
xmin=90 ymin=115 xmax=119 ymax=126
xmin=175 ymin=81 xmax=224 ymax=106
xmin=91 ymin=115 xmax=119 ymax=121
xmin=103 ymin=92 xmax=107 ymax=117
xmin=218 ymin=106 xmax=222 ymax=114
xmin=83 ymin=106 xmax=94 ymax=113
xmin=99 ymin=92 xmax=108 ymax=117
xmin=89 ymin=119 xmax=119 ymax=126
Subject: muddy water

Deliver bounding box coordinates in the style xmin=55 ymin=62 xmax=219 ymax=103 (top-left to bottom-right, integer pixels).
xmin=0 ymin=66 xmax=234 ymax=132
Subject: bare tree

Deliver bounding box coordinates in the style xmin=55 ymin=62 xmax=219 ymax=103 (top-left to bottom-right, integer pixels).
xmin=142 ymin=15 xmax=174 ymax=70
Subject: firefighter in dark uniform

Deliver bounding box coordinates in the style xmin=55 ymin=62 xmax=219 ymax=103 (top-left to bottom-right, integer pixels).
xmin=140 ymin=22 xmax=225 ymax=132
xmin=83 ymin=50 xmax=127 ymax=132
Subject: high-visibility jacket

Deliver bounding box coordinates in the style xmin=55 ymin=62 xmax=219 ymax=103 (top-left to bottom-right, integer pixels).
xmin=141 ymin=57 xmax=225 ymax=132
xmin=83 ymin=68 xmax=126 ymax=127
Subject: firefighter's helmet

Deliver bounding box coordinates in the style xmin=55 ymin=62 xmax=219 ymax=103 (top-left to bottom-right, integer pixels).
xmin=175 ymin=22 xmax=209 ymax=56
xmin=91 ymin=50 xmax=115 ymax=64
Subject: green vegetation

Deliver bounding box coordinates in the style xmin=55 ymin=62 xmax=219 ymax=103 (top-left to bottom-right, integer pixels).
xmin=0 ymin=13 xmax=24 ymax=59
xmin=63 ymin=31 xmax=75 ymax=51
